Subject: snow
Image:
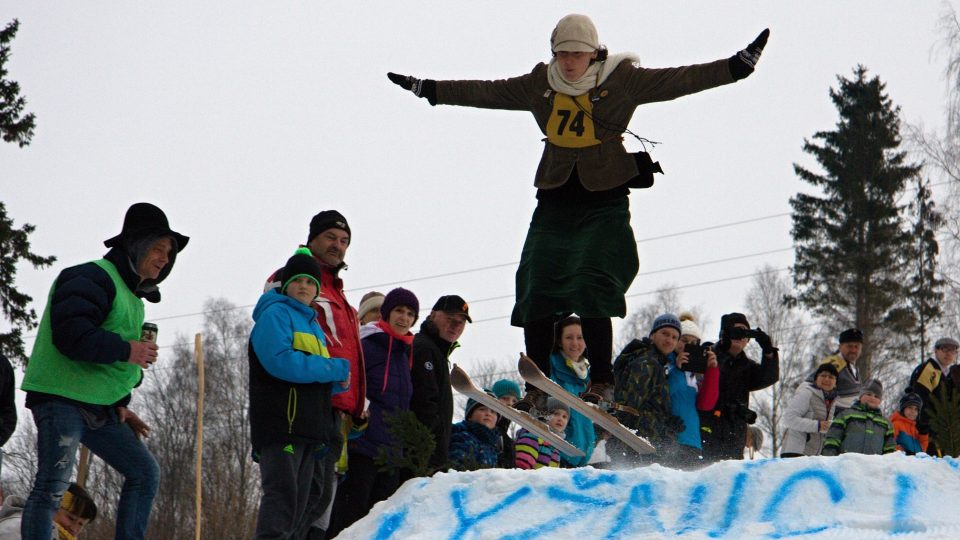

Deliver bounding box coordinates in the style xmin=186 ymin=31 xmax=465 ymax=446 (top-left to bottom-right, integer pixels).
xmin=338 ymin=453 xmax=960 ymax=539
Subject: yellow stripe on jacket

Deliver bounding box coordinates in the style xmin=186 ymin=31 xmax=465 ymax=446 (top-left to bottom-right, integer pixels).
xmin=292 ymin=331 xmax=329 ymax=357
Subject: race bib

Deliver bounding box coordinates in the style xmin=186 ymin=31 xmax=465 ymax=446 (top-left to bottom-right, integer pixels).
xmin=916 ymin=362 xmax=941 ymax=392
xmin=545 ymin=93 xmax=599 ymax=148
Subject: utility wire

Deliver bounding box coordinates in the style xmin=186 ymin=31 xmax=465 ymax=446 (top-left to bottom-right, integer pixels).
xmin=21 ymin=213 xmax=797 ymax=341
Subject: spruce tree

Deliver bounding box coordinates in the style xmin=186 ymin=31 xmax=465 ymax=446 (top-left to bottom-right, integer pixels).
xmin=374 ymin=410 xmax=438 ymax=477
xmin=904 ymin=178 xmax=945 ymax=358
xmin=0 ymin=19 xmax=46 ymax=364
xmin=0 ymin=19 xmax=36 ymax=147
xmin=789 ymin=66 xmax=927 ymax=380
xmin=0 ymin=202 xmax=55 ymax=364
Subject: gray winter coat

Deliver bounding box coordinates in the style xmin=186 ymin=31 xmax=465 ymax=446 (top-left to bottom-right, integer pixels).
xmin=781 ymin=382 xmax=835 ymax=456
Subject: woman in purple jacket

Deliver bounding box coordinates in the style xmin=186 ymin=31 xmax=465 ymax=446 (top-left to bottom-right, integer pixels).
xmin=326 ymin=288 xmax=419 ymax=538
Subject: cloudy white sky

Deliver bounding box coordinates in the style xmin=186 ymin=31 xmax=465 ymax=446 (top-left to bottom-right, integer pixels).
xmin=1 ymin=1 xmax=956 ymax=377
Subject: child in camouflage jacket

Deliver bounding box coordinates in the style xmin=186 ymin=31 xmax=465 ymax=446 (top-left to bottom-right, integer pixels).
xmin=609 ymin=314 xmax=686 ymax=464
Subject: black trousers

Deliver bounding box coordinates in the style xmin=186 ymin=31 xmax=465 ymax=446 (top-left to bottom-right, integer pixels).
xmin=325 ymin=452 xmax=401 ymax=538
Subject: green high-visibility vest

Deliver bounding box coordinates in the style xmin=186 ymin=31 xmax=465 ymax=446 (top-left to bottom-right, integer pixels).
xmin=23 ymin=259 xmax=143 ymax=405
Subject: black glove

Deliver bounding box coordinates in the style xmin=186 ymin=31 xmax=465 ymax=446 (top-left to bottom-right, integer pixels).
xmin=753 ymin=327 xmax=778 ymax=355
xmin=665 ymin=415 xmax=686 ymax=436
xmin=729 ymin=28 xmax=770 ymax=81
xmin=387 ymin=72 xmax=438 ymax=105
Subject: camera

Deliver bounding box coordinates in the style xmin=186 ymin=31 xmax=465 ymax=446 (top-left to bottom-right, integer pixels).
xmin=680 ymin=343 xmax=711 ymax=373
xmin=725 ymin=327 xmax=762 ymax=341
xmin=728 ymin=402 xmax=758 ymax=424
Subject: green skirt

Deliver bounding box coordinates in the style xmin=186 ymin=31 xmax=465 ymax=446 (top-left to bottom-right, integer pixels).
xmin=511 ymin=196 xmax=639 ymax=327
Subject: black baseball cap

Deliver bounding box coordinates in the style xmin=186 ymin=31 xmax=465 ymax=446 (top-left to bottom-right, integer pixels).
xmin=432 ymin=295 xmax=472 ymax=323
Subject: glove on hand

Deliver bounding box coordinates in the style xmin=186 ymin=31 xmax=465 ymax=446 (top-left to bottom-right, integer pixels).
xmin=729 ymin=28 xmax=770 ymax=81
xmin=387 ymin=72 xmax=438 ymax=105
xmin=753 ymin=327 xmax=778 ymax=355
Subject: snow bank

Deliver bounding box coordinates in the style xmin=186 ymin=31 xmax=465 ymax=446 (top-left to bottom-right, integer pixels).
xmin=339 ymin=453 xmax=960 ymax=539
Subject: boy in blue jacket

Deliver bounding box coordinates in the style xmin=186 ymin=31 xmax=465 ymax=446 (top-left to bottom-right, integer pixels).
xmin=248 ymin=248 xmax=350 ymax=539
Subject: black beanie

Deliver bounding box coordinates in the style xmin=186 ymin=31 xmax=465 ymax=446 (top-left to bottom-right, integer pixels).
xmin=280 ymin=248 xmax=323 ymax=294
xmin=719 ymin=312 xmax=750 ymax=335
xmin=839 ymin=328 xmax=864 ymax=343
xmin=814 ymin=362 xmax=840 ymax=378
xmin=899 ymin=392 xmax=923 ymax=414
xmin=308 ymin=210 xmax=350 ymax=244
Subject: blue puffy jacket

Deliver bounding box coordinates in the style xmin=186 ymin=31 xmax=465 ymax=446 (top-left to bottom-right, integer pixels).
xmin=449 ymin=420 xmax=499 ymax=470
xmin=248 ymin=290 xmax=350 ymax=454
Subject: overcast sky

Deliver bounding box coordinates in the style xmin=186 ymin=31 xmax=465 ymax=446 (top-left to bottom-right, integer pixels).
xmin=1 ymin=1 xmax=956 ymax=379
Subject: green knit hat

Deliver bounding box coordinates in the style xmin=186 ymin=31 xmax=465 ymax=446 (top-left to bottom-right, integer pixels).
xmin=280 ymin=247 xmax=322 ymax=295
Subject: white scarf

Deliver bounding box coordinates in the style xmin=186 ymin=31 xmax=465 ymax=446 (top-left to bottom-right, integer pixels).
xmin=564 ymin=355 xmax=591 ymax=380
xmin=547 ymin=52 xmax=641 ymax=96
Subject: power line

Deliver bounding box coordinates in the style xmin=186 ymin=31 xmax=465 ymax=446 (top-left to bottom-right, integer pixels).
xmin=104 ymin=266 xmax=794 ymax=351
xmin=464 ymin=250 xmax=794 ymax=306
xmin=346 ymin=212 xmax=792 ymax=292
xmin=20 ymin=214 xmax=798 ymax=340
xmin=468 ymin=267 xmax=793 ymax=324
xmin=21 ymin=180 xmax=960 ymax=342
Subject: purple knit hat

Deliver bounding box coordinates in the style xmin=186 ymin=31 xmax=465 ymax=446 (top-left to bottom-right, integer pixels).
xmin=380 ymin=287 xmax=420 ymax=324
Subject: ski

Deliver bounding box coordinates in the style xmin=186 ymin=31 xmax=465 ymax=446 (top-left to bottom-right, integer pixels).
xmin=450 ymin=364 xmax=584 ymax=457
xmin=517 ymin=355 xmax=656 ymax=455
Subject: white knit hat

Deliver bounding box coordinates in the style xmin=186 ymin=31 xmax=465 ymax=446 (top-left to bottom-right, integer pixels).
xmin=551 ymin=14 xmax=599 ymax=53
xmin=679 ymin=312 xmax=702 ymax=340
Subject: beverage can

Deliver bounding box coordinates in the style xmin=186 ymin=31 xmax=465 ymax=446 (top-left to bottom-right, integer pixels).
xmin=141 ymin=322 xmax=158 ymax=343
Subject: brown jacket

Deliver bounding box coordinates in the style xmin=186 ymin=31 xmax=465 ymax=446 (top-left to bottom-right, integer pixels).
xmin=436 ymin=58 xmax=735 ymax=191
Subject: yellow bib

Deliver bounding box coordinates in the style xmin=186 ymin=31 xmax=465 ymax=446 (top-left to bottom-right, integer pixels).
xmin=916 ymin=362 xmax=942 ymax=392
xmin=545 ymin=93 xmax=600 ymax=148
xmin=821 ymin=354 xmax=847 ymax=373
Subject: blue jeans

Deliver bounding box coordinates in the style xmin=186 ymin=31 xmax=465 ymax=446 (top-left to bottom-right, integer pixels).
xmin=22 ymin=400 xmax=160 ymax=540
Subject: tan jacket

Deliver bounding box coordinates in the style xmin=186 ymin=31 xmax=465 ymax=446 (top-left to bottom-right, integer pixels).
xmin=436 ymin=58 xmax=734 ymax=191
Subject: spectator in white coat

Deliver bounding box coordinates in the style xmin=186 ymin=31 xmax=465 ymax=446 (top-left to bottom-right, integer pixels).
xmin=781 ymin=363 xmax=838 ymax=457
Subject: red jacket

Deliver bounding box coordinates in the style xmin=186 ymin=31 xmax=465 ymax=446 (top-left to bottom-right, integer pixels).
xmin=265 ymin=259 xmax=366 ymax=417
xmin=696 ymin=366 xmax=720 ymax=411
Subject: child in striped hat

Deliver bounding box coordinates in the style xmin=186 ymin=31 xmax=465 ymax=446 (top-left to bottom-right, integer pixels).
xmin=514 ymin=398 xmax=569 ymax=469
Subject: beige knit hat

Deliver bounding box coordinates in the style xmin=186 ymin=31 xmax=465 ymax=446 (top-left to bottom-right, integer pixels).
xmin=551 ymin=14 xmax=599 ymax=53
xmin=357 ymin=291 xmax=385 ymax=321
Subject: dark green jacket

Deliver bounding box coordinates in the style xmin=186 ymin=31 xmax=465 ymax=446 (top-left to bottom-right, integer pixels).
xmin=821 ymin=401 xmax=895 ymax=456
